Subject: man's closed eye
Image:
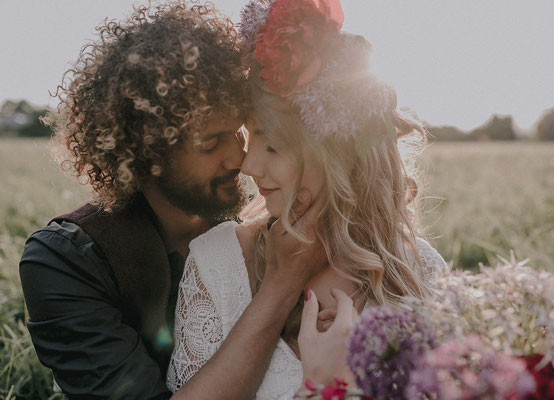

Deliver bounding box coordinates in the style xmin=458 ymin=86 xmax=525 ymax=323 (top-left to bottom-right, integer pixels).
xmin=200 ymin=137 xmax=220 ymax=152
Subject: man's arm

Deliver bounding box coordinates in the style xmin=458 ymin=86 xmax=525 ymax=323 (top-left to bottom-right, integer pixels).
xmin=21 ymin=191 xmax=324 ymax=400
xmin=171 ymin=276 xmax=302 ymax=399
xmin=20 ymin=225 xmax=172 ymax=400
xmin=172 ymin=190 xmax=326 ymax=399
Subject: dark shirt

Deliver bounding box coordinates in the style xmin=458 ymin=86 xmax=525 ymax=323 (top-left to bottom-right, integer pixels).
xmin=20 ymin=221 xmax=184 ymax=399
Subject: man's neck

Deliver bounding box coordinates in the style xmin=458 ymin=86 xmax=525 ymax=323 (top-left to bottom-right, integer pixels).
xmin=141 ymin=182 xmax=212 ymax=255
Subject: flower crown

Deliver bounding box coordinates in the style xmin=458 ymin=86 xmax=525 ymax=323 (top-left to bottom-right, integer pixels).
xmin=240 ymin=0 xmax=397 ymax=155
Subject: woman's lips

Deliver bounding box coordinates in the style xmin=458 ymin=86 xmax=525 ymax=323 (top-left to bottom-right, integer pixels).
xmin=258 ymin=187 xmax=278 ymax=196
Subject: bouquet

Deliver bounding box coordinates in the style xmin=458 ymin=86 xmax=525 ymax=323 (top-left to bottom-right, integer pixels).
xmin=296 ymin=255 xmax=554 ymax=400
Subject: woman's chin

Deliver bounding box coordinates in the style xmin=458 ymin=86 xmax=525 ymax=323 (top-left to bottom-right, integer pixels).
xmin=264 ymin=202 xmax=282 ymax=219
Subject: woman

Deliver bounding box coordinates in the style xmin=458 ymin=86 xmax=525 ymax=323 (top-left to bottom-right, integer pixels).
xmin=167 ymin=0 xmax=447 ymax=397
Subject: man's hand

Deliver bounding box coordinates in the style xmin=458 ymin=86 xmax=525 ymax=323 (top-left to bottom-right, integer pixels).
xmin=172 ymin=191 xmax=327 ymax=400
xmin=263 ymin=189 xmax=327 ymax=291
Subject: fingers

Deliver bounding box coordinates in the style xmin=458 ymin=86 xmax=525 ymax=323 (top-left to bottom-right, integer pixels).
xmin=299 ymin=288 xmax=319 ymax=339
xmin=289 ymin=189 xmax=311 ymax=226
xmin=320 ymin=319 xmax=334 ymax=332
xmin=318 ymin=307 xmax=337 ymax=321
xmin=317 ymin=307 xmax=336 ymax=332
xmin=330 ymin=288 xmax=354 ymax=329
xmin=268 ymin=189 xmax=311 ymax=239
xmin=294 ymin=193 xmax=324 ymax=239
xmin=268 ymin=216 xmax=285 ymax=237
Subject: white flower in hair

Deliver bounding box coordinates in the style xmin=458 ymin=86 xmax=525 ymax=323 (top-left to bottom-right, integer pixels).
xmin=239 ymin=0 xmax=275 ymax=52
xmin=241 ymin=0 xmax=398 ymax=154
xmin=292 ymin=34 xmax=396 ymax=142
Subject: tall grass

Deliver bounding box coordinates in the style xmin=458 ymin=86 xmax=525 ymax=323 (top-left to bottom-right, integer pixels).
xmin=1 ymin=138 xmax=87 ymax=399
xmin=0 ymin=138 xmax=552 ymax=397
xmin=420 ymin=141 xmax=554 ymax=272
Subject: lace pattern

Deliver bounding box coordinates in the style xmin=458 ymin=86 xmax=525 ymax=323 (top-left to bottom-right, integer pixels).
xmin=416 ymin=237 xmax=448 ymax=284
xmin=166 ymin=221 xmax=447 ymax=398
xmin=166 ymin=256 xmax=223 ymax=392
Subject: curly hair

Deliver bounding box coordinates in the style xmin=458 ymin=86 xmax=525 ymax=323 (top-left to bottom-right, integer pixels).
xmin=44 ymin=1 xmax=249 ymax=211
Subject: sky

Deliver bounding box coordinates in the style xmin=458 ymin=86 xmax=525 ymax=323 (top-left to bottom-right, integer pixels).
xmin=1 ymin=0 xmax=553 ymax=131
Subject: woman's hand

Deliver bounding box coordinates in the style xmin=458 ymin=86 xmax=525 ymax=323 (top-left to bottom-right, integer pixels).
xmin=318 ymin=306 xmax=337 ymax=332
xmin=298 ymin=288 xmax=357 ymax=387
xmin=263 ymin=189 xmax=327 ymax=292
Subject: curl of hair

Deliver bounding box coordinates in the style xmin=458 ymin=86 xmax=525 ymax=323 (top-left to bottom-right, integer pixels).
xmin=245 ymin=73 xmax=429 ymax=349
xmin=44 ymin=1 xmax=249 ymax=211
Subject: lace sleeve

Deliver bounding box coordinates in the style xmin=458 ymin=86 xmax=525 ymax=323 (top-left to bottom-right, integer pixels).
xmin=166 ymin=255 xmax=223 ymax=393
xmin=415 ymin=237 xmax=448 ymax=285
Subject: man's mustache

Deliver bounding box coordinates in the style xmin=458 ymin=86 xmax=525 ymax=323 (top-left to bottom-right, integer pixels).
xmin=211 ymin=170 xmax=240 ymax=186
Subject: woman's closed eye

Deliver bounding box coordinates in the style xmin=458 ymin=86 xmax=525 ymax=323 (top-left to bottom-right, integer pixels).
xmin=266 ymin=145 xmax=276 ymax=153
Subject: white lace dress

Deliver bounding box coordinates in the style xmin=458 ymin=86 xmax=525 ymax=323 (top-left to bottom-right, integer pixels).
xmin=166 ymin=220 xmax=447 ymax=398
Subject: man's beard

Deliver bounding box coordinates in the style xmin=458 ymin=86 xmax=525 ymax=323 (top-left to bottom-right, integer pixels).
xmin=154 ymin=169 xmax=248 ymax=222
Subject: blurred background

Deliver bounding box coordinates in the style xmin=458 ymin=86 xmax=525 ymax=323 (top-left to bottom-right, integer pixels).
xmin=0 ymin=0 xmax=553 ymax=398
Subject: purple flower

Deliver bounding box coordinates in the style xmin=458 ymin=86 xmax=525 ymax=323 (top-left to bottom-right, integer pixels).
xmin=238 ymin=0 xmax=274 ymax=51
xmin=346 ymin=306 xmax=436 ymax=400
xmin=406 ymin=334 xmax=536 ymax=400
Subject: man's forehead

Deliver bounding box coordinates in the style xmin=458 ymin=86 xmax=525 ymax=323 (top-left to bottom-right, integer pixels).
xmin=201 ymin=129 xmax=236 ymax=141
xmin=200 ymin=116 xmax=243 ymax=140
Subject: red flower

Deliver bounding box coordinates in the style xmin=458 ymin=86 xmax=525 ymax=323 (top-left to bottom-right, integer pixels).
xmin=521 ymin=354 xmax=554 ymax=400
xmin=333 ymin=377 xmax=348 ymax=388
xmin=320 ymin=384 xmax=347 ymax=400
xmin=254 ymin=0 xmax=344 ymax=97
xmin=305 ymin=379 xmax=318 ymax=391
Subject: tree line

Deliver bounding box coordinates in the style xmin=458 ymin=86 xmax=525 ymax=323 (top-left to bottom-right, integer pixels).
xmin=1 ymin=99 xmax=553 ymax=141
xmin=429 ymin=111 xmax=554 ymax=141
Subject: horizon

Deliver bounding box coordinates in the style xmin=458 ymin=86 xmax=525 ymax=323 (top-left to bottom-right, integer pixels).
xmin=1 ymin=0 xmax=553 ymax=131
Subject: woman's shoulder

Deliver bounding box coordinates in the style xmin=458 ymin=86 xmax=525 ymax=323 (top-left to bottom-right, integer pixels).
xmin=189 ymin=220 xmax=240 ymax=258
xmin=234 ymin=219 xmax=263 ymax=257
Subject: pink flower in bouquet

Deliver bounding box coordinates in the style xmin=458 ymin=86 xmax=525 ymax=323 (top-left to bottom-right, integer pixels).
xmin=296 ymin=378 xmax=351 ymax=400
xmin=320 ymin=377 xmax=347 ymax=400
xmin=254 ymin=0 xmax=344 ymax=96
xmin=406 ymin=335 xmax=536 ymax=400
xmin=520 ymin=354 xmax=554 ymax=400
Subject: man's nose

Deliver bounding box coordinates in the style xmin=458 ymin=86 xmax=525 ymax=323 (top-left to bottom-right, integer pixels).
xmin=223 ymin=132 xmax=246 ymax=170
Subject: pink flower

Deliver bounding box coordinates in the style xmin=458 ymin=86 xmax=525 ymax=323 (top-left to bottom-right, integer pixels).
xmin=406 ymin=335 xmax=536 ymax=400
xmin=304 ymin=379 xmax=318 ymax=391
xmin=320 ymin=384 xmax=347 ymax=400
xmin=254 ymin=0 xmax=344 ymax=96
xmin=297 ymin=377 xmax=358 ymax=400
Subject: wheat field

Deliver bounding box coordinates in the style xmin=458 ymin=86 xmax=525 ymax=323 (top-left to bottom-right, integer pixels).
xmin=420 ymin=141 xmax=553 ymax=272
xmin=0 ymin=138 xmax=553 ymax=398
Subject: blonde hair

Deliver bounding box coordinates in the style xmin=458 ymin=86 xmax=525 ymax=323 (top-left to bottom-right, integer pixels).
xmin=245 ymin=72 xmax=428 ymax=346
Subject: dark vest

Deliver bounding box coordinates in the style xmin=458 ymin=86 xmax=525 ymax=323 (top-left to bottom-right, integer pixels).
xmin=50 ymin=195 xmax=173 ymax=376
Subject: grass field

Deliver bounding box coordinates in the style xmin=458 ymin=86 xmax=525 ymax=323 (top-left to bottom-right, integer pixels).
xmin=0 ymin=138 xmax=553 ymax=398
xmin=420 ymin=142 xmax=554 ymax=272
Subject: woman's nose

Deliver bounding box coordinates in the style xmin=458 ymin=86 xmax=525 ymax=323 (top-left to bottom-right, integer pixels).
xmin=240 ymin=148 xmax=263 ymax=179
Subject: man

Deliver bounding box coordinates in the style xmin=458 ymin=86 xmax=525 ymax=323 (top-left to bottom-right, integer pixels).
xmin=19 ymin=2 xmax=325 ymax=399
